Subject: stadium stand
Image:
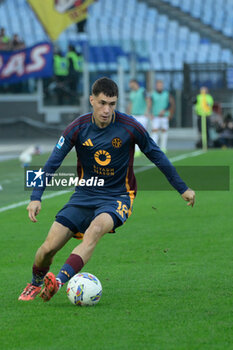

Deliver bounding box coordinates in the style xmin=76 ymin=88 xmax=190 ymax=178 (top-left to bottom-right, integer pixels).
xmin=0 ymin=0 xmax=233 ymax=91
xmin=159 ymin=0 xmax=233 ymax=38
xmin=1 ymin=0 xmax=233 ymax=72
xmin=1 ymin=0 xmax=233 ymax=142
xmin=87 ymin=0 xmax=233 ymax=76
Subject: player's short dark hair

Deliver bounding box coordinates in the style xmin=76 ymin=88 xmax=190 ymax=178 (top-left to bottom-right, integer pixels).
xmin=92 ymin=77 xmax=118 ymax=97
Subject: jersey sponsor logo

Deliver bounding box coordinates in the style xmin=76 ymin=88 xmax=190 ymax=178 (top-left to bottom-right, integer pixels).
xmin=93 ymin=165 xmax=114 ymax=176
xmin=56 ymin=136 xmax=65 ymax=149
xmin=112 ymin=137 xmax=122 ymax=148
xmin=94 ymin=150 xmax=111 ymax=166
xmin=82 ymin=138 xmax=93 ymax=146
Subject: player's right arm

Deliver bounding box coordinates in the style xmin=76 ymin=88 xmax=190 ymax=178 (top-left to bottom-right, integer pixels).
xmin=181 ymin=188 xmax=195 ymax=207
xmin=27 ymin=200 xmax=41 ymax=222
xmin=28 ymin=120 xmax=79 ymax=221
xmin=30 ymin=134 xmax=74 ymax=202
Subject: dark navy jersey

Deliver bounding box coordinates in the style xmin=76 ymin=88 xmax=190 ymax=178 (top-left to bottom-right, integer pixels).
xmin=31 ymin=111 xmax=188 ymax=203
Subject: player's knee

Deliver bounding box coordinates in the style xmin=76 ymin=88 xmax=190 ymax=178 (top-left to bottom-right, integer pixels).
xmin=91 ymin=222 xmax=104 ymax=236
xmin=40 ymin=242 xmax=57 ymax=259
xmin=89 ymin=219 xmax=106 ymax=235
xmin=84 ymin=224 xmax=104 ymax=246
xmin=80 ymin=236 xmax=96 ymax=254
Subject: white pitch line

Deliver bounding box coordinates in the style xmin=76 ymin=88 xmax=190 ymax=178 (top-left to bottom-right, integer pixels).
xmin=167 ymin=149 xmax=205 ymax=163
xmin=134 ymin=149 xmax=205 ymax=174
xmin=0 ymin=150 xmax=205 ymax=214
xmin=0 ymin=190 xmax=71 ymax=213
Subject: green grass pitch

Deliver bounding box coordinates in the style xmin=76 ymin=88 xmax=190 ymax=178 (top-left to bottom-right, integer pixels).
xmin=0 ymin=149 xmax=232 ymax=350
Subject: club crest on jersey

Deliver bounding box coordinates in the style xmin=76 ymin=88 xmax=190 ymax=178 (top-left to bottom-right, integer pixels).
xmin=112 ymin=137 xmax=122 ymax=148
xmin=56 ymin=136 xmax=65 ymax=149
xmin=94 ymin=150 xmax=111 ymax=166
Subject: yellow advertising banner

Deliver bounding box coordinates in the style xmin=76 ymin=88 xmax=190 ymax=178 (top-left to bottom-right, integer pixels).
xmin=27 ymin=0 xmax=95 ymax=41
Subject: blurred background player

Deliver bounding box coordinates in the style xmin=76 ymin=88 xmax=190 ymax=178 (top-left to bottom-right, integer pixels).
xmin=213 ymin=113 xmax=233 ymax=148
xmin=10 ymin=33 xmax=25 ymax=51
xmin=148 ymin=80 xmax=175 ymax=153
xmin=53 ymin=48 xmax=69 ymax=105
xmin=128 ymin=79 xmax=149 ymax=156
xmin=0 ymin=27 xmax=10 ymax=50
xmin=194 ymin=86 xmax=214 ymax=149
xmin=19 ymin=145 xmax=41 ymax=167
xmin=66 ymin=44 xmax=83 ymax=103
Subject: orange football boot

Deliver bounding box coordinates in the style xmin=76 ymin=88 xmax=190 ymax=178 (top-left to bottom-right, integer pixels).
xmin=40 ymin=272 xmax=59 ymax=302
xmin=18 ymin=283 xmax=42 ymax=301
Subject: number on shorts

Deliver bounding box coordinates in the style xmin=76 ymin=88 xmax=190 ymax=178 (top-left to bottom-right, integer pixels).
xmin=116 ymin=201 xmax=128 ymax=218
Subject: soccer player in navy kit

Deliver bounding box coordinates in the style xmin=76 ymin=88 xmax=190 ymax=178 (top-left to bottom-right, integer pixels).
xmin=18 ymin=77 xmax=195 ymax=302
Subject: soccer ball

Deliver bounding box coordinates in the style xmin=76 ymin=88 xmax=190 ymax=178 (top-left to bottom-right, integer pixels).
xmin=66 ymin=272 xmax=102 ymax=306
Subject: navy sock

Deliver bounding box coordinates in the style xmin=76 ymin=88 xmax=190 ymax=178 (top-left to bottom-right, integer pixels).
xmin=56 ymin=254 xmax=84 ymax=286
xmin=31 ymin=264 xmax=49 ymax=286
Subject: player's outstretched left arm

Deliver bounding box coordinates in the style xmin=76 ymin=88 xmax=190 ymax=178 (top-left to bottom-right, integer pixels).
xmin=181 ymin=189 xmax=195 ymax=207
xmin=27 ymin=200 xmax=41 ymax=222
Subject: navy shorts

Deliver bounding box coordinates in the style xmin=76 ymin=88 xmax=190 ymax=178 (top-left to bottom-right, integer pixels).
xmin=55 ymin=195 xmax=133 ymax=236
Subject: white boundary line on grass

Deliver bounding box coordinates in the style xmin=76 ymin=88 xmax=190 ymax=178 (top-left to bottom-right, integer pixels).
xmin=0 ymin=150 xmax=205 ymax=214
xmin=135 ymin=149 xmax=204 ymax=174
xmin=0 ymin=191 xmax=71 ymax=213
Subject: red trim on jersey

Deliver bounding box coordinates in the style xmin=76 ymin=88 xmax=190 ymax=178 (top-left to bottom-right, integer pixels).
xmin=65 ymin=113 xmax=91 ymax=131
xmin=118 ymin=118 xmax=145 ymax=137
xmin=117 ymin=113 xmax=146 ymax=136
xmin=71 ymin=124 xmax=89 ymax=144
xmin=71 ymin=129 xmax=79 ymax=145
xmin=116 ymin=111 xmax=146 ymax=131
xmin=122 ymin=126 xmax=138 ymax=194
xmin=63 ymin=113 xmax=92 ymax=137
